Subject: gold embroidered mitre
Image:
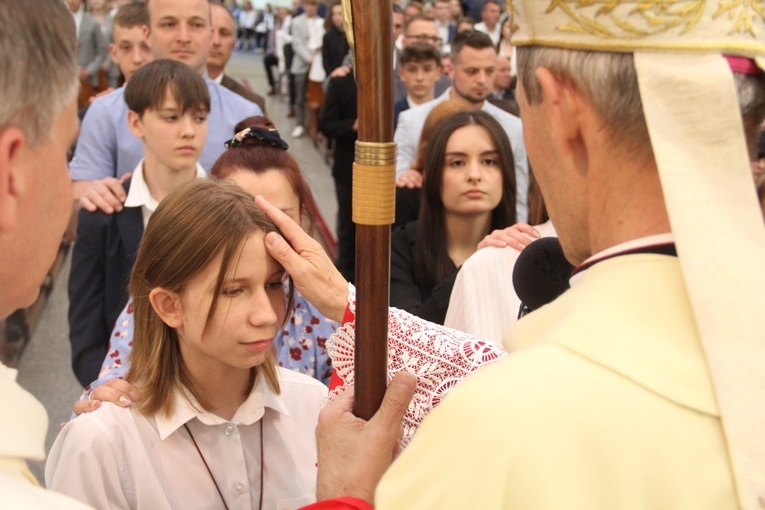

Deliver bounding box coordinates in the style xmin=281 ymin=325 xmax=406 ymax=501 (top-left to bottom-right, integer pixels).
xmin=507 ymin=0 xmax=765 ymax=57
xmin=507 ymin=2 xmax=765 ymax=510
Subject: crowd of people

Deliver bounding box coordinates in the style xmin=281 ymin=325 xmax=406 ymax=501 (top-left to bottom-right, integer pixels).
xmin=2 ymin=0 xmax=765 ymax=509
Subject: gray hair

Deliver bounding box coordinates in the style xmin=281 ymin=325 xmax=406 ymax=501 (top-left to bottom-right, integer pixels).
xmin=0 ymin=0 xmax=79 ymax=146
xmin=517 ymin=46 xmax=765 ymax=157
xmin=516 ymin=46 xmax=650 ymax=155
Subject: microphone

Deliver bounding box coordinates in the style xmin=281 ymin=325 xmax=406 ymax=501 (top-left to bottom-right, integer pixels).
xmin=512 ymin=237 xmax=574 ymax=318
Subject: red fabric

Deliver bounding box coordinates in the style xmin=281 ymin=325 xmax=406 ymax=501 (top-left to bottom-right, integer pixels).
xmin=342 ymin=302 xmax=355 ymax=325
xmin=329 ymin=303 xmax=356 ymax=391
xmin=300 ymin=497 xmax=374 ymax=510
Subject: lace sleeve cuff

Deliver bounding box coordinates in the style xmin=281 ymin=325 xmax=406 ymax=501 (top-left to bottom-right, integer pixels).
xmin=326 ymin=296 xmax=507 ymax=447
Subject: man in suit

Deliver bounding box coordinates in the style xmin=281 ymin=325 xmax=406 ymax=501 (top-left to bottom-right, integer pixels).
xmin=69 ymin=0 xmax=262 ymax=215
xmin=433 ymin=0 xmax=458 ymax=45
xmin=319 ymin=71 xmax=358 ymax=283
xmin=394 ymin=30 xmax=528 ymax=222
xmin=0 ymin=1 xmax=93 ymax=507
xmin=67 ymin=0 xmax=108 ymax=90
xmin=208 ymin=1 xmax=266 ymax=113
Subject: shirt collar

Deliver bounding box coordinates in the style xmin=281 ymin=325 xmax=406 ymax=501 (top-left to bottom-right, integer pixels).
xmin=124 ymin=160 xmax=207 ymax=210
xmin=212 ymin=72 xmax=224 ymax=85
xmin=155 ymin=371 xmax=290 ymax=440
xmin=570 ymin=233 xmax=675 ymax=286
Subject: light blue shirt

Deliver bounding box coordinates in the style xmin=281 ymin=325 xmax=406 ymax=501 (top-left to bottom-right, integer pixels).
xmin=394 ymin=89 xmax=529 ymax=222
xmin=69 ymin=76 xmax=262 ymax=181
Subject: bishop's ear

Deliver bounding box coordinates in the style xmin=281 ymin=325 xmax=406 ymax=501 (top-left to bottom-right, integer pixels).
xmin=0 ymin=126 xmax=27 ymax=232
xmin=149 ymin=287 xmax=184 ymax=329
xmin=535 ymin=67 xmax=585 ymax=155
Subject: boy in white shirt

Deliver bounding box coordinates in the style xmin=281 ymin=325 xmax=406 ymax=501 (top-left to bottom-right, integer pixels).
xmin=68 ymin=58 xmax=210 ymax=387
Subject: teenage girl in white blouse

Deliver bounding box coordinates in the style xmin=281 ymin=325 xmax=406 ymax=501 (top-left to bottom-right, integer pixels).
xmin=46 ymin=179 xmax=326 ymax=510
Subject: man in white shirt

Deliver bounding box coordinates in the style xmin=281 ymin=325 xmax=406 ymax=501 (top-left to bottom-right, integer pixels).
xmin=0 ymin=1 xmax=94 ymax=508
xmin=395 ymin=29 xmax=529 ymax=222
xmin=473 ymin=0 xmax=502 ymax=46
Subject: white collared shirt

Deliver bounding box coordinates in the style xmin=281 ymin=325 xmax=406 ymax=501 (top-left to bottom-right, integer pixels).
xmin=46 ymin=368 xmax=327 ymax=510
xmin=570 ymin=233 xmax=675 ymax=285
xmin=71 ymin=5 xmax=83 ymax=36
xmin=124 ymin=159 xmax=208 ymax=227
xmin=474 ymin=21 xmax=501 ymax=46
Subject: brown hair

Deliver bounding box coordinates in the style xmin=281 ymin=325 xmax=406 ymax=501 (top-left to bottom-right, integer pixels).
xmin=450 ymin=29 xmax=495 ymax=63
xmin=399 ymin=40 xmax=442 ymax=67
xmin=211 ymin=116 xmax=320 ymax=233
xmin=113 ymin=2 xmax=149 ymax=32
xmin=124 ymin=59 xmax=210 ymax=117
xmin=127 ymin=179 xmax=287 ymax=416
xmin=415 ymin=110 xmax=517 ymax=288
xmin=412 ymin=100 xmax=468 ymax=172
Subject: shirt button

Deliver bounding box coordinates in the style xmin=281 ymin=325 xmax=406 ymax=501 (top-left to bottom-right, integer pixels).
xmin=235 ymin=482 xmax=246 ymax=493
xmin=224 ymin=425 xmax=234 ymax=436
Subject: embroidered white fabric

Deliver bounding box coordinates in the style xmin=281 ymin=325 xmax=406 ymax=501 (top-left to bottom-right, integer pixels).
xmin=327 ymin=284 xmax=508 ymax=446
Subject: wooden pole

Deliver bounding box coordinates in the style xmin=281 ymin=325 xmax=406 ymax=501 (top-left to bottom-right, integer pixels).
xmin=343 ymin=0 xmax=394 ymax=420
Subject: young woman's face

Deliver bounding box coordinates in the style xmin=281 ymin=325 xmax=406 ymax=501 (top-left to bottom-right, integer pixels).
xmin=176 ymin=232 xmax=287 ymax=377
xmin=227 ymin=168 xmax=302 ymax=224
xmin=331 ymin=5 xmax=344 ymax=29
xmin=440 ymin=124 xmax=503 ymax=216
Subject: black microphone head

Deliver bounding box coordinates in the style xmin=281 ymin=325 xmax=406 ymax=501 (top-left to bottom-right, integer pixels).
xmin=512 ymin=237 xmax=574 ymax=312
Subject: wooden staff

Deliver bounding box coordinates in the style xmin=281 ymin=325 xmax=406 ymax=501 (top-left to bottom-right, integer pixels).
xmin=341 ymin=0 xmax=395 ymax=420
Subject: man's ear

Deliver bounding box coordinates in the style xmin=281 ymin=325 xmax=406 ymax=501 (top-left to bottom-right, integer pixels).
xmin=535 ymin=67 xmax=584 ymax=157
xmin=0 ymin=127 xmax=26 ymax=232
xmin=127 ymin=110 xmax=145 ymax=139
xmin=149 ymin=287 xmax=184 ymax=328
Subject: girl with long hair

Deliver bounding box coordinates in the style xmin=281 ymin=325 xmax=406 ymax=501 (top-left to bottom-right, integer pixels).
xmin=390 ymin=110 xmax=516 ymax=324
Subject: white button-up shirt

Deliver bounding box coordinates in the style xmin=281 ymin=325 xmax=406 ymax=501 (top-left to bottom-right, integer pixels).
xmin=124 ymin=159 xmax=208 ymax=228
xmin=46 ymin=368 xmax=327 ymax=510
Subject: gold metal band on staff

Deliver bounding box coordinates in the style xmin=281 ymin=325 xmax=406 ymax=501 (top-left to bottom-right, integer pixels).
xmin=352 ymin=141 xmax=397 ymax=225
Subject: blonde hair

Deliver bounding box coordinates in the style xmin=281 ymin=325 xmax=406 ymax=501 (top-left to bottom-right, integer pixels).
xmin=127 ymin=179 xmax=288 ymax=416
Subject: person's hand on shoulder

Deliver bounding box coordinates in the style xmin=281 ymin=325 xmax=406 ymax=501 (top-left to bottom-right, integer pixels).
xmin=395 ymin=169 xmax=423 ymax=189
xmin=75 ymin=173 xmax=131 ymax=214
xmin=72 ymin=378 xmax=141 ymax=417
xmin=477 ymin=222 xmax=540 ymax=250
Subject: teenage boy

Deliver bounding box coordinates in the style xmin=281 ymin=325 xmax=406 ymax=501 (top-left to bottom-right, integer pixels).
xmin=68 ymin=59 xmax=210 ymax=387
xmin=78 ymin=2 xmax=152 ymax=118
xmin=107 ymin=2 xmax=152 ymax=85
xmin=394 ymin=42 xmax=443 ymax=129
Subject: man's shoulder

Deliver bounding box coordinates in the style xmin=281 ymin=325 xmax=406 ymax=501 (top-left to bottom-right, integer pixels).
xmin=220 ymin=75 xmax=266 ymax=110
xmin=398 ymin=97 xmax=440 ymax=124
xmin=85 ymin=87 xmax=127 ymax=116
xmin=207 ymin=78 xmax=261 ymax=114
xmin=483 ymin=100 xmax=522 ymax=130
xmin=0 ymin=472 xmax=93 ymax=510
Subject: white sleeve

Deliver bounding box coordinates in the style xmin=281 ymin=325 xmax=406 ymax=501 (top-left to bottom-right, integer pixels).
xmin=45 ymin=415 xmax=131 ymax=510
xmin=444 ymin=247 xmax=523 ymax=344
xmin=394 ymin=111 xmax=415 ymax=177
xmin=326 ymin=291 xmax=507 ymax=447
